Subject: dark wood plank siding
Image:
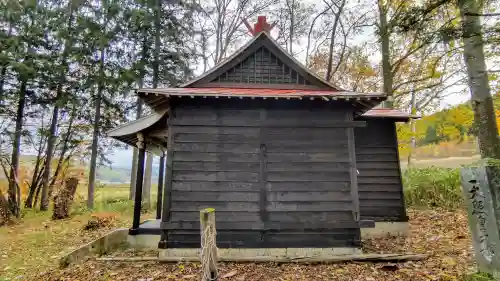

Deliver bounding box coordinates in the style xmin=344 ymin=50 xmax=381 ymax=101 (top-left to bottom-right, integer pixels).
xmin=354 ymin=119 xmax=407 ymax=222
xmin=165 ymin=98 xmax=362 ymax=248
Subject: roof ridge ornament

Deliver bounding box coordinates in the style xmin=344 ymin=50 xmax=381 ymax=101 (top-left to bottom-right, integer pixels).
xmin=243 ymin=16 xmax=276 ymax=36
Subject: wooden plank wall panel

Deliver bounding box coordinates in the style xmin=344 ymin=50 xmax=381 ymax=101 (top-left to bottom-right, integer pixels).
xmin=168 ymin=106 xmax=264 ymax=233
xmin=354 ymin=119 xmax=407 ymax=222
xmin=262 ymin=108 xmax=358 ymax=245
xmin=166 ymin=230 xmax=359 ymax=248
xmin=167 ymin=101 xmax=361 ymax=248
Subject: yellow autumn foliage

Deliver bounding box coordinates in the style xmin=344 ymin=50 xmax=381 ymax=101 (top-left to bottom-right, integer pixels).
xmin=398 ymin=93 xmax=500 ymax=159
xmin=0 ymin=158 xmax=87 ymax=201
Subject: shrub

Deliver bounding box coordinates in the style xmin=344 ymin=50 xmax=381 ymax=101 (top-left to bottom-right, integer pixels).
xmin=403 ymin=167 xmax=463 ymax=209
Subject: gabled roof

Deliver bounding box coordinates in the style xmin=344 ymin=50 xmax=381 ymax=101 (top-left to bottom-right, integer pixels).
xmin=180 ymin=31 xmax=344 ymax=91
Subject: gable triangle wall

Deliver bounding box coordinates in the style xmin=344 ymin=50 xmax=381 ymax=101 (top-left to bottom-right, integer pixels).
xmin=212 ymin=46 xmax=312 ymax=85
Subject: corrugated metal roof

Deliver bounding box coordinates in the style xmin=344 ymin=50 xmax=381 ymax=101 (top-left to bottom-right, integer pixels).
xmin=137 ymin=87 xmax=385 ymax=99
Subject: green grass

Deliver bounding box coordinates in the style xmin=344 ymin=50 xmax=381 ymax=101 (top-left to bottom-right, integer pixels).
xmin=0 ymin=184 xmax=157 ymax=280
xmin=460 ymin=273 xmax=496 ymax=281
xmin=403 ymin=166 xmax=463 ymax=209
xmin=400 ymin=155 xmax=480 ymax=169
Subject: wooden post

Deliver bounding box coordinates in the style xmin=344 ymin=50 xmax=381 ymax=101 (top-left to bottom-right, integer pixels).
xmin=158 ymin=124 xmax=173 ymax=249
xmin=142 ymin=152 xmax=153 ymax=210
xmin=156 ymin=152 xmax=165 ymax=219
xmin=200 ymin=208 xmax=218 ymax=281
xmin=346 ymin=112 xmax=360 ymax=222
xmin=131 ymin=133 xmax=146 ymax=232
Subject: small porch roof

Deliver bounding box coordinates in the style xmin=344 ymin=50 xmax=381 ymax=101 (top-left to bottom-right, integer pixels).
xmin=106 ymin=109 xmax=168 ymax=154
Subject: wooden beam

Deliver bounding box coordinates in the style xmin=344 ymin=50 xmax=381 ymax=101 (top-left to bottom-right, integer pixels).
xmin=346 ymin=111 xmax=360 ymax=222
xmin=130 ymin=133 xmax=146 ymax=234
xmin=259 ymin=109 xmax=268 ymax=225
xmin=97 ymin=253 xmax=429 ymax=263
xmin=156 ymin=153 xmax=165 ymax=220
xmin=158 ymin=119 xmax=174 ymax=249
xmin=149 ymin=130 xmax=168 ymax=138
xmin=160 ymin=220 xmax=375 ymax=230
xmin=169 ymin=119 xmax=367 ymax=128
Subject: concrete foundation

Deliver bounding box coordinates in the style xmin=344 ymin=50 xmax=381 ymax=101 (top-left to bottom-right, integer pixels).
xmin=59 ymin=222 xmax=409 ymax=268
xmin=361 ymin=222 xmax=409 ymax=239
xmin=59 ymin=228 xmax=129 ymax=268
xmin=127 ymin=234 xmax=161 ymax=250
xmin=159 ymin=247 xmax=361 ymax=260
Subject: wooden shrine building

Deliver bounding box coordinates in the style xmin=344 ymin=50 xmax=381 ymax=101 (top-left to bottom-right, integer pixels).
xmin=107 ymin=16 xmax=415 ymax=254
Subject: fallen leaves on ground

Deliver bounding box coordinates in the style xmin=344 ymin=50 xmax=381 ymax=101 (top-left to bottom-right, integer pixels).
xmin=0 ymin=209 xmax=151 ymax=280
xmin=26 ymin=208 xmax=477 ymax=281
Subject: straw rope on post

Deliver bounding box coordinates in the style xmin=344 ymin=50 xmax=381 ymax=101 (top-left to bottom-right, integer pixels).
xmin=200 ymin=208 xmax=218 ymax=281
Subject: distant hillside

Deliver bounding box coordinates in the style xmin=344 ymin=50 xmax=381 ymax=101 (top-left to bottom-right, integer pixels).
xmin=0 ymin=155 xmax=159 ymax=185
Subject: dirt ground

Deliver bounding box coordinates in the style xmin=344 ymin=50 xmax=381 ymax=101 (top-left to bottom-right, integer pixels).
xmin=27 ymin=208 xmax=476 ymax=281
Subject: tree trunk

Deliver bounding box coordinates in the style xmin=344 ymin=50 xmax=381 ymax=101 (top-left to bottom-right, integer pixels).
xmin=153 ymin=0 xmax=161 ymax=88
xmin=407 ymin=91 xmax=417 ymax=166
xmin=325 ymin=0 xmax=345 ymax=81
xmin=33 ymin=174 xmax=43 ymax=208
xmin=0 ymin=25 xmax=12 ymax=98
xmin=40 ymin=104 xmax=59 ymax=211
xmin=8 ymin=81 xmax=26 ymax=218
xmin=52 ymin=177 xmax=79 ymax=220
xmin=40 ymin=0 xmax=76 ymax=211
xmin=0 ymin=188 xmax=12 ymax=226
xmin=458 ymin=0 xmax=500 ymax=159
xmin=0 ymin=64 xmax=7 ymax=98
xmin=288 ymin=0 xmax=295 ymax=55
xmin=129 ymin=32 xmax=148 ymax=200
xmin=25 ymin=146 xmax=45 ymax=208
xmin=142 ymin=152 xmax=153 ymax=210
xmin=88 ymin=47 xmax=105 ymax=209
xmin=45 ymin=104 xmax=77 ymax=207
xmin=378 ymin=1 xmax=394 ymax=108
xmin=138 ymin=0 xmax=161 ymax=211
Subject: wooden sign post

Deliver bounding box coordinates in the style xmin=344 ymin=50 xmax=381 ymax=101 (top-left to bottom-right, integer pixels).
xmin=200 ymin=208 xmax=218 ymax=281
xmin=461 ymin=165 xmax=500 ymax=279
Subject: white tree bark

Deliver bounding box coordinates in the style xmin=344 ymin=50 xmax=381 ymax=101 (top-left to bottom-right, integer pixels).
xmin=458 ymin=0 xmax=500 ymax=158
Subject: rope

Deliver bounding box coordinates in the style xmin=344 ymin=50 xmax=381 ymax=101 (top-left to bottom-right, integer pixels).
xmin=200 ymin=221 xmax=218 ymax=281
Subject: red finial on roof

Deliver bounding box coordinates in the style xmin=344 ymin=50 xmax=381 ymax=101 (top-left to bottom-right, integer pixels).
xmin=243 ymin=16 xmax=276 ymax=36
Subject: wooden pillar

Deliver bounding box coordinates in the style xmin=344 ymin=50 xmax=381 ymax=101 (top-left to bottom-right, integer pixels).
xmin=259 ymin=109 xmax=268 ymax=225
xmin=346 ymin=112 xmax=360 ymax=222
xmin=143 ymin=152 xmax=153 ymax=209
xmin=131 ymin=133 xmax=146 ymax=233
xmin=159 ymin=125 xmax=173 ymax=249
xmin=156 ymin=152 xmax=165 ymax=220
